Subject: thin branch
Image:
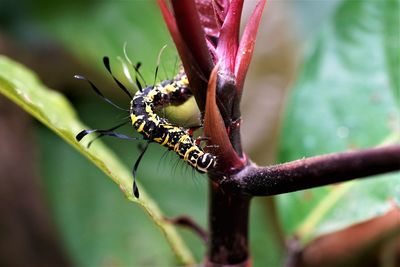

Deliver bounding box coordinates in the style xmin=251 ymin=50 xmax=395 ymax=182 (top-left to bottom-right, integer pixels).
xmin=222 ymin=145 xmax=400 ymax=196
xmin=165 ymin=215 xmax=208 ymax=243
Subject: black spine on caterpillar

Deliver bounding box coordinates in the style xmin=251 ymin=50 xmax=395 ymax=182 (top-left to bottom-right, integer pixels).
xmin=130 ymin=70 xmax=216 ymax=173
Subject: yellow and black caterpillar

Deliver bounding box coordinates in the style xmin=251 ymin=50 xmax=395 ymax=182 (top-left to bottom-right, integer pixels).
xmin=76 ymin=57 xmax=216 ymax=197
xmin=130 ymin=70 xmax=216 ymax=173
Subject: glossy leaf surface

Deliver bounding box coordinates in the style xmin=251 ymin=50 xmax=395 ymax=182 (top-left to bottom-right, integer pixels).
xmin=278 ymin=0 xmax=400 ymax=241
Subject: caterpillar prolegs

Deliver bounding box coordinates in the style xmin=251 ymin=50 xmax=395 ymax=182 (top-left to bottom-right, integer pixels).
xmin=76 ymin=57 xmax=216 ymax=197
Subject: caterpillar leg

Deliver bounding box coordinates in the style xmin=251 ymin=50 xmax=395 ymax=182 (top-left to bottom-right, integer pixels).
xmin=194 ymin=136 xmax=211 ymax=146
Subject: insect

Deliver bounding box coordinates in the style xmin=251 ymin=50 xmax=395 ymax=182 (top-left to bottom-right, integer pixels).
xmin=76 ymin=56 xmax=216 ymax=198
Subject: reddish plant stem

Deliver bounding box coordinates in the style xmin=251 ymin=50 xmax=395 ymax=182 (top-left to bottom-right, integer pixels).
xmin=207 ymin=181 xmax=251 ymax=266
xmin=165 ymin=215 xmax=208 ymax=243
xmin=171 ymin=0 xmax=213 ymax=76
xmin=223 ymin=145 xmax=400 ymax=196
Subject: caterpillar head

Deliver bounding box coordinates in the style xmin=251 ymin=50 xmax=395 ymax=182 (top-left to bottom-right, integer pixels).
xmin=196 ymin=153 xmax=217 ymax=173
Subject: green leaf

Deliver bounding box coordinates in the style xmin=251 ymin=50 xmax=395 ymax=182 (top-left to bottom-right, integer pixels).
xmin=278 ymin=0 xmax=400 ymax=242
xmin=0 ymin=55 xmax=195 ymax=265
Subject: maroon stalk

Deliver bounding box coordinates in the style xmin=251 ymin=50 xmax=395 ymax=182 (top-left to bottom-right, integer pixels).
xmin=205 ymin=65 xmax=249 ymax=266
xmin=207 ymin=181 xmax=251 ymax=266
xmin=223 ymin=145 xmax=400 ymax=196
xmin=158 ymin=1 xmax=267 ymax=265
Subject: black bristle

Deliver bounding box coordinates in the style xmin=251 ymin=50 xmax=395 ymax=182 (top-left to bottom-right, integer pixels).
xmin=76 ymin=129 xmax=90 ymax=141
xmin=103 ymin=56 xmax=133 ymax=99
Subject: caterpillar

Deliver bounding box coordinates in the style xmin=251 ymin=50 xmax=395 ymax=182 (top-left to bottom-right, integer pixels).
xmin=131 ymin=69 xmax=216 ymax=173
xmin=76 ymin=57 xmax=216 ymax=198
